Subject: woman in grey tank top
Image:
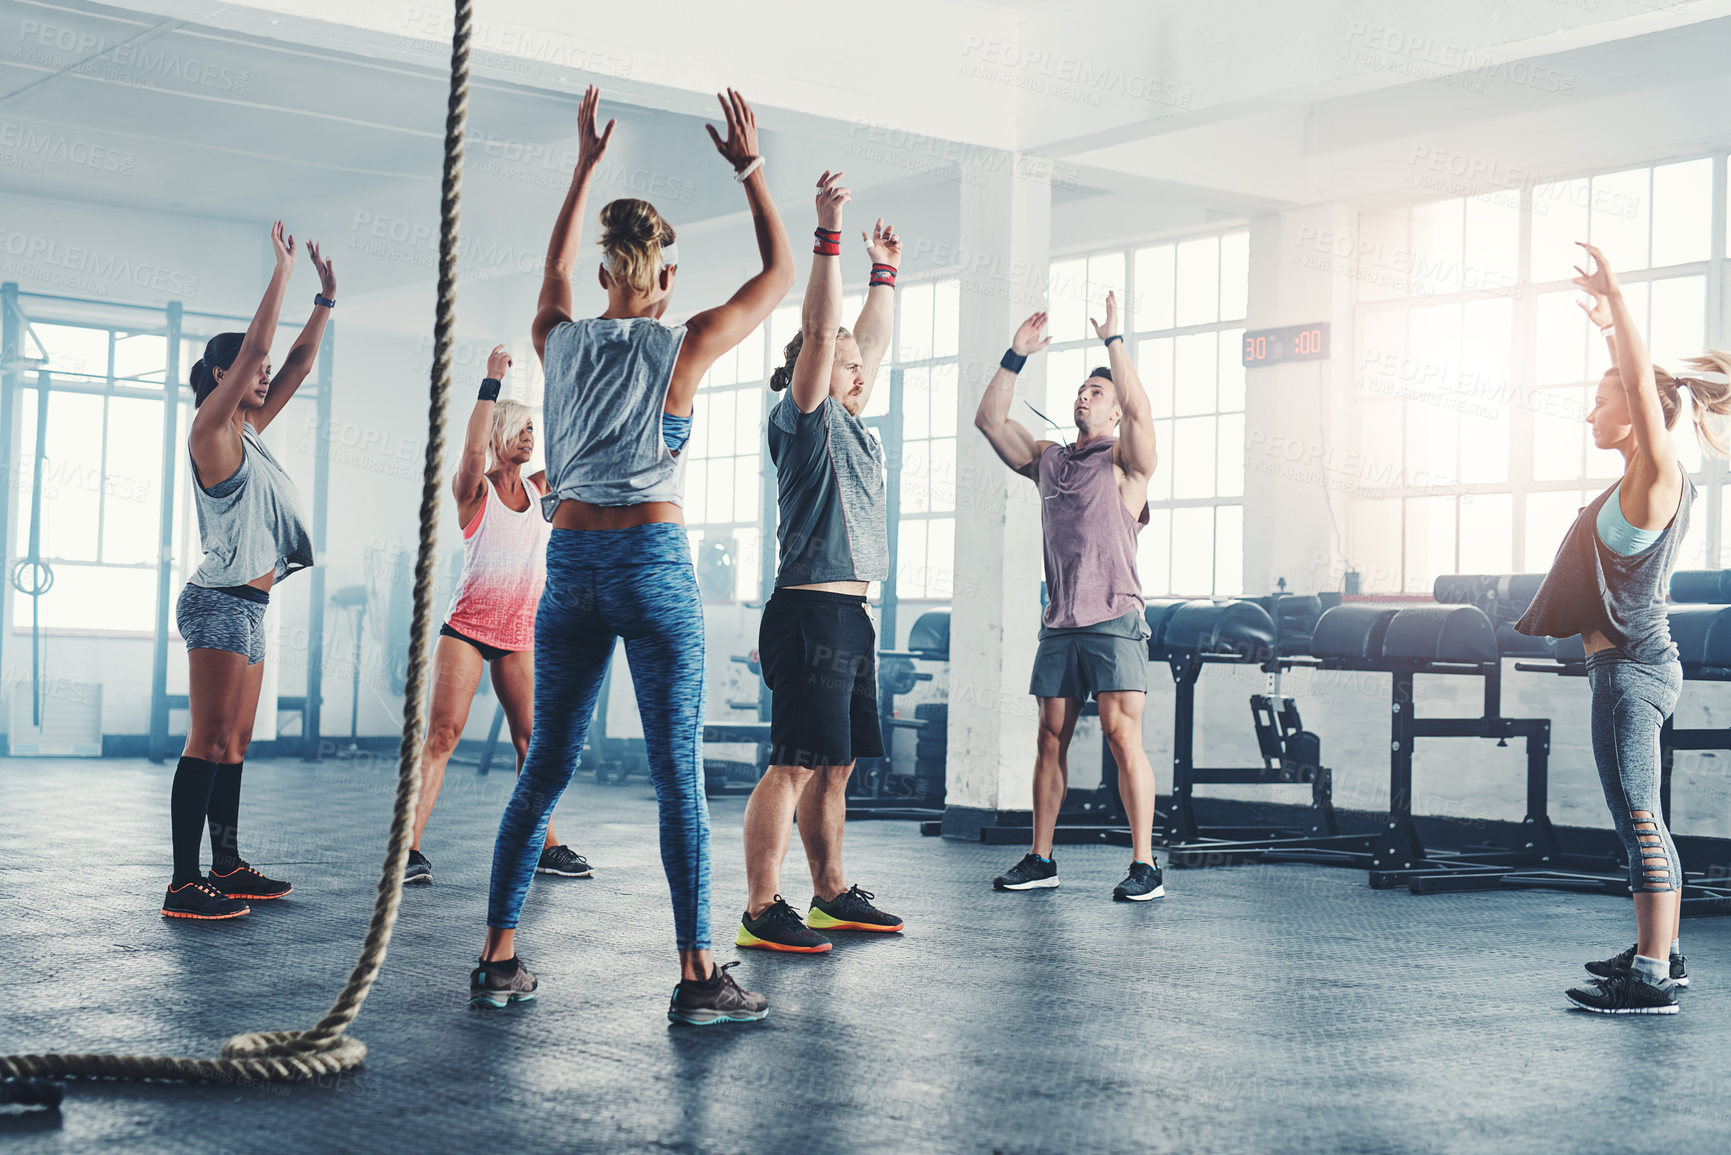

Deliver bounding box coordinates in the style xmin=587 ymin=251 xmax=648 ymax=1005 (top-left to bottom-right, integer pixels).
xmin=472 ymin=86 xmax=795 ymax=1024
xmin=162 ymin=221 xmax=333 ymax=922
xmin=1519 ymin=243 xmax=1731 ymax=1015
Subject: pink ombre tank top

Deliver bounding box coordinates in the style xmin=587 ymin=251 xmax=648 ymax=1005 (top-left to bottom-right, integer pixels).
xmin=444 ymin=475 xmax=552 ymax=653
xmin=1037 ymin=437 xmax=1148 ymax=629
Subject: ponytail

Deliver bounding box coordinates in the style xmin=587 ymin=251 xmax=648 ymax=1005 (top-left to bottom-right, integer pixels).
xmin=189 ymin=332 xmax=245 ymax=407
xmin=1660 ymin=348 xmax=1731 ymax=459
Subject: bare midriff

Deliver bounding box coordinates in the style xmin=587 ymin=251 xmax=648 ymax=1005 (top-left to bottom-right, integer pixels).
xmin=1582 ymin=629 xmax=1616 ymax=656
xmin=784 ymin=580 xmax=870 ymax=597
xmin=550 ymin=498 xmax=684 ymax=532
xmin=246 ymin=571 xmax=275 ymax=593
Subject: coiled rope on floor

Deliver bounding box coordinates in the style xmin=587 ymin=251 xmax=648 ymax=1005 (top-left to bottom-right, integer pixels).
xmin=0 ymin=0 xmax=471 ymax=1097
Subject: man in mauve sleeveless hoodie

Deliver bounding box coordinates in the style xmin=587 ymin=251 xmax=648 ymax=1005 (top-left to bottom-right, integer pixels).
xmin=974 ymin=295 xmax=1164 ymax=902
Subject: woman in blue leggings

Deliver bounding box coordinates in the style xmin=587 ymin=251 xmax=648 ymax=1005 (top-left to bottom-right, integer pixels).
xmin=1519 ymin=241 xmax=1731 ymax=1015
xmin=467 ymin=86 xmax=794 ymax=1024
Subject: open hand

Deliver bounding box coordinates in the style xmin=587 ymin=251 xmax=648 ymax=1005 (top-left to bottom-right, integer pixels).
xmin=864 ymin=218 xmax=901 ymax=267
xmin=487 ymin=344 xmax=512 ymax=380
xmin=1012 ymin=312 xmax=1052 ymax=357
xmin=271 ymin=221 xmax=296 ymax=270
xmin=1089 ymin=291 xmax=1120 ymax=342
xmin=576 ymin=85 xmax=616 ymax=171
xmin=815 ymin=171 xmax=850 ymax=232
xmin=705 ymin=88 xmax=760 ymax=173
xmin=1573 ymin=241 xmax=1620 ymax=301
xmin=305 ymin=240 xmax=335 ymax=298
xmin=1575 ymin=287 xmax=1612 ymax=330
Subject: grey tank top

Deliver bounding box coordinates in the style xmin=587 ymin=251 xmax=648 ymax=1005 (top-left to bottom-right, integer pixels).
xmin=767 ymin=394 xmax=889 ymax=586
xmin=539 ymin=317 xmax=688 ymax=516
xmin=1037 ymin=437 xmax=1148 ymax=630
xmin=189 ymin=421 xmax=316 ymax=587
xmin=1516 ymin=465 xmax=1697 ymax=663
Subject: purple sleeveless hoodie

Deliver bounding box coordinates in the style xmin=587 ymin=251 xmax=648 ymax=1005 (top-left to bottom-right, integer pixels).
xmin=1037 ymin=437 xmax=1149 ymax=630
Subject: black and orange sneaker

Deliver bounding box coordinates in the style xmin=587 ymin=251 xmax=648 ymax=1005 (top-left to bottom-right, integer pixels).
xmin=207 ymin=860 xmax=292 ymax=900
xmin=162 ymin=879 xmax=250 ymax=920
xmin=736 ymin=896 xmax=832 ymax=953
xmin=668 ymin=962 xmax=768 ymax=1025
xmin=807 ymin=885 xmax=904 ymax=934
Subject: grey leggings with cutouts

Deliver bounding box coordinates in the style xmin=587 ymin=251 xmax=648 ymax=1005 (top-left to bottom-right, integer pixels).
xmin=1587 ymin=650 xmax=1684 ymax=894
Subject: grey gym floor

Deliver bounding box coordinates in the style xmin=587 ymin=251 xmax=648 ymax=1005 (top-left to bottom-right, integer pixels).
xmin=2 ymin=757 xmax=1728 ymax=1155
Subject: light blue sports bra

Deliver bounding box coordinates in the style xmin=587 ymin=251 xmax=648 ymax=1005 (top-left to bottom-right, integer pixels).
xmin=1596 ymin=481 xmax=1663 ymax=557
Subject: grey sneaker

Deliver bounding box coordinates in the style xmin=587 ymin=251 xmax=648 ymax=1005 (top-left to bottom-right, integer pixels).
xmin=469 ymin=957 xmax=538 ymax=1008
xmin=667 ymin=962 xmax=768 ymax=1025
xmin=404 ymin=848 xmax=432 ymax=885
xmin=536 ymin=845 xmax=593 ymax=877
xmin=1565 ymin=972 xmax=1679 ymax=1015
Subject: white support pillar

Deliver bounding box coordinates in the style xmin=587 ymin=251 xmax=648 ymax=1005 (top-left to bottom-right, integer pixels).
xmin=943 ymin=155 xmax=1052 ymax=835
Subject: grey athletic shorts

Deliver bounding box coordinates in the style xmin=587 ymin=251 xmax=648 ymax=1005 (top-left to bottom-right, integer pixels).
xmin=1029 ymin=608 xmax=1150 ymax=700
xmin=177 ymin=583 xmax=269 ymax=664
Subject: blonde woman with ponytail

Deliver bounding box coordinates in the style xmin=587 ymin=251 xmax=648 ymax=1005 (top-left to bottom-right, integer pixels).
xmin=1518 ymin=241 xmax=1731 ymax=1016
xmin=404 ymin=344 xmax=588 ymax=889
xmin=470 ymin=86 xmax=795 ymax=1023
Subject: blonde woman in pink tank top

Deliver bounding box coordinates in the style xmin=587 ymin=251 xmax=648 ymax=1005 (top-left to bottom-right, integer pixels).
xmin=404 ymin=345 xmax=590 ymax=887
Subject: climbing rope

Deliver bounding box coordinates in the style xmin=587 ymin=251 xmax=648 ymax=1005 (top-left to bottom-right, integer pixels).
xmin=0 ymin=0 xmax=471 ymax=1097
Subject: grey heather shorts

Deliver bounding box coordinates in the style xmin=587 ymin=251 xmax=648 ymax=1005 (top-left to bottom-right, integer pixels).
xmin=177 ymin=583 xmax=268 ymax=664
xmin=1028 ymin=609 xmax=1150 ymax=700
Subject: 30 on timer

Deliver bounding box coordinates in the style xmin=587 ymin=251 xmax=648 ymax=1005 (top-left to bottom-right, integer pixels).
xmin=1242 ymin=323 xmax=1330 ymax=367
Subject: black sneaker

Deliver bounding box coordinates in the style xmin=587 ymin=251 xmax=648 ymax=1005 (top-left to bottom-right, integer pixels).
xmin=1566 ymin=972 xmax=1679 ymax=1015
xmin=405 ymin=848 xmax=432 ymax=886
xmin=993 ymin=852 xmax=1059 ymax=891
xmin=536 ymin=845 xmax=592 ymax=878
xmin=161 ymin=879 xmax=250 ymax=920
xmin=736 ymin=896 xmax=832 ymax=953
xmin=207 ymin=860 xmax=292 ymax=900
xmin=668 ymin=962 xmax=768 ymax=1025
xmin=469 ymin=957 xmax=538 ymax=1008
xmin=1584 ymin=943 xmax=1688 ymax=988
xmin=807 ymin=885 xmax=904 ymax=933
xmin=1112 ymin=860 xmax=1166 ymax=902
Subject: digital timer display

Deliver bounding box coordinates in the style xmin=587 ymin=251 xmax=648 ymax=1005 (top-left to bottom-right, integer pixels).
xmin=1242 ymin=323 xmax=1330 ymax=367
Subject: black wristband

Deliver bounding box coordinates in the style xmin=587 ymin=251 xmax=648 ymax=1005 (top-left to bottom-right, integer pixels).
xmin=1102 ymin=333 xmax=1123 ymax=348
xmin=314 ymin=293 xmax=336 ymax=309
xmin=478 ymin=378 xmax=502 ymax=402
xmin=1001 ymin=348 xmax=1028 ymax=374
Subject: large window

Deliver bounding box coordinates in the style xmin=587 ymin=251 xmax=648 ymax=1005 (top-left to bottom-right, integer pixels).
xmin=684 ymin=326 xmax=767 ymax=603
xmin=889 ymin=279 xmax=960 ymax=602
xmin=1354 ymin=158 xmax=1721 ymax=593
xmin=1047 ymin=231 xmax=1249 ymax=597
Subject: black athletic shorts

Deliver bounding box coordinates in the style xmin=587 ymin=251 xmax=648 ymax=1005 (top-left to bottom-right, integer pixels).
xmin=440 ymin=621 xmax=513 ymax=663
xmin=759 ymin=588 xmax=885 ymax=768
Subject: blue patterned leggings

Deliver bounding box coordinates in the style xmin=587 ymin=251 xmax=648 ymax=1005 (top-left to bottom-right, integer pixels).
xmin=486 ymin=524 xmax=711 ymax=948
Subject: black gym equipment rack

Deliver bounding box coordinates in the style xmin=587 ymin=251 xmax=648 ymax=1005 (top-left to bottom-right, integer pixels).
xmin=851 ymin=609 xmax=950 ymax=821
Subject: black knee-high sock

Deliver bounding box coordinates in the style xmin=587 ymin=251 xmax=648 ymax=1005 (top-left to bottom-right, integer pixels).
xmin=171 ymin=756 xmax=219 ymax=884
xmin=207 ymin=762 xmax=244 ymax=874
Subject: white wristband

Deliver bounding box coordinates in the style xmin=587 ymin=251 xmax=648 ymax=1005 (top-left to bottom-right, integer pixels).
xmin=733 ymin=156 xmax=765 ymax=183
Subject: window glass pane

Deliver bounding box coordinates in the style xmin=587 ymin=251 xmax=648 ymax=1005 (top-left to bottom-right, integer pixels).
xmin=933 ymin=279 xmax=960 ymax=359
xmin=734 ymin=528 xmax=761 ymax=601
xmin=113 ymin=332 xmax=166 ymax=385
xmin=1532 ymin=386 xmax=1586 ymax=482
xmin=1525 ymin=490 xmax=1585 ymax=571
xmin=1175 ymin=237 xmax=1220 ymax=326
xmin=926 ymin=518 xmax=955 ymax=600
xmin=930 ymin=438 xmax=956 ymax=513
xmin=737 ymin=388 xmax=762 ymax=449
xmin=1405 ymin=405 xmax=1457 ymax=490
xmin=898 ymin=520 xmax=928 ymax=600
xmin=738 ymin=326 xmax=765 ymax=385
xmin=14 ymin=565 xmax=155 ymax=631
xmin=1410 ymin=198 xmax=1464 ymax=295
xmin=1216 ymin=413 xmax=1244 ymax=499
xmin=1138 ymin=508 xmax=1170 ymax=595
xmin=901 ymin=439 xmax=930 ymax=514
xmin=1651 ymin=159 xmax=1711 ymax=267
xmin=19 ymin=389 xmax=103 ymax=561
xmin=1407 ymin=304 xmax=1461 ymax=398
xmin=734 ymin=457 xmax=758 ymax=523
xmin=1170 ymin=507 xmax=1214 ymax=594
xmin=1458 ymin=408 xmax=1508 ymax=485
xmin=1357 ymin=210 xmax=1408 ymax=303
xmin=1087 ymin=252 xmax=1125 ymax=321
xmin=1148 ymin=420 xmax=1173 ymax=502
xmin=929 ymin=363 xmax=958 ymax=438
xmin=1531 ymin=179 xmax=1590 ymax=284
xmin=1357 ymin=308 xmax=1405 ymax=396
xmin=842 ymin=293 xmax=865 ymax=328
xmin=1458 ymin=492 xmax=1513 ymax=573
xmin=709 ymin=386 xmax=736 ymax=456
xmin=1137 ymin=337 xmax=1174 ymax=418
xmin=1674 ymin=391 xmax=1703 ymax=477
xmin=33 ymin=324 xmax=108 ymax=380
xmin=1535 ymin=291 xmax=1587 ymax=386
xmin=1590 ymin=167 xmax=1650 ymax=270
xmin=899 ymin=282 xmax=934 ymax=362
xmin=709 ymin=346 xmax=738 ymax=388
xmin=1358 ymin=400 xmax=1404 ymax=488
xmin=1214 ymin=505 xmax=1243 ymax=596
xmin=770 ymin=307 xmax=800 ymax=357
xmin=1349 ymin=499 xmax=1403 ymax=593
xmin=1648 ymin=275 xmax=1705 ymax=365
xmin=706 ymin=458 xmax=733 ymax=525
xmin=1460 ymin=298 xmax=1511 ymax=414
xmin=104 ymin=397 xmax=164 ymax=564
xmin=903 ymin=368 xmax=931 ymax=441
xmin=1045 ymin=348 xmax=1085 ymax=424
xmin=1173 ymin=415 xmax=1217 ymax=500
xmin=863 ymin=374 xmax=891 ymax=419
xmin=1464 ymin=193 xmax=1519 ymax=292
xmin=1404 ymin=495 xmax=1456 ymax=594
xmin=1047 ymin=258 xmax=1089 ymax=343
xmin=1174 ymin=333 xmax=1216 ymax=416
xmin=1133 ymin=244 xmax=1175 ymax=331
xmin=1218 ymin=232 xmax=1249 ymax=321
xmin=1217 ymin=330 xmax=1246 ymax=413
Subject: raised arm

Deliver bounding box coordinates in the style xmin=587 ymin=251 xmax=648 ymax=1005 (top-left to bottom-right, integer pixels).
xmin=532 ymin=85 xmax=614 ymax=363
xmin=453 ymin=345 xmax=512 ymax=524
xmin=188 ymin=221 xmax=295 ymax=479
xmin=1094 ymin=291 xmax=1156 ymax=483
xmin=851 ymin=217 xmax=901 ymax=397
xmin=790 ymin=172 xmax=850 ymax=414
xmin=253 ymin=239 xmax=335 ymax=433
xmin=671 ymin=89 xmax=796 ymax=410
xmin=1575 ymin=242 xmax=1680 ymax=493
xmin=973 ymin=311 xmax=1055 ymax=481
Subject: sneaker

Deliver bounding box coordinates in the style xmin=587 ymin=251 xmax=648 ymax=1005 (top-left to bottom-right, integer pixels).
xmin=1566 ymin=972 xmax=1679 ymax=1015
xmin=207 ymin=860 xmax=292 ymax=900
xmin=736 ymin=896 xmax=833 ymax=953
xmin=807 ymin=885 xmax=904 ymax=933
xmin=405 ymin=848 xmax=432 ymax=886
xmin=1584 ymin=943 xmax=1689 ymax=988
xmin=469 ymin=957 xmax=538 ymax=1008
xmin=1112 ymin=860 xmax=1166 ymax=902
xmin=993 ymin=852 xmax=1059 ymax=891
xmin=668 ymin=962 xmax=768 ymax=1025
xmin=161 ymin=879 xmax=251 ymax=920
xmin=536 ymin=845 xmax=593 ymax=878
